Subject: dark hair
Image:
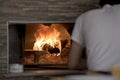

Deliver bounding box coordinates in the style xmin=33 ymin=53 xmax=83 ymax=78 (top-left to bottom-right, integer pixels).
xmin=99 ymin=0 xmax=120 ymax=7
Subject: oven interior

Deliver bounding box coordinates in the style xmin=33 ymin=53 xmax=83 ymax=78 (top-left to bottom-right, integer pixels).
xmin=8 ymin=22 xmax=74 ymax=72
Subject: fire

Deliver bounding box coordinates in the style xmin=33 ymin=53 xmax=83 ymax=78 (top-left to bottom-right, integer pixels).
xmin=33 ymin=24 xmax=61 ymax=56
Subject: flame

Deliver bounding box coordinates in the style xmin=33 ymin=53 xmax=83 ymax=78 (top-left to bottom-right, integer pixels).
xmin=33 ymin=24 xmax=61 ymax=56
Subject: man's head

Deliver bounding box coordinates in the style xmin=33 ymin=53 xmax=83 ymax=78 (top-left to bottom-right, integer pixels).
xmin=99 ymin=0 xmax=120 ymax=7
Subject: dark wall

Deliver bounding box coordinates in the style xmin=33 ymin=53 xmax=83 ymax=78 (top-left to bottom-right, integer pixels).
xmin=9 ymin=24 xmax=25 ymax=63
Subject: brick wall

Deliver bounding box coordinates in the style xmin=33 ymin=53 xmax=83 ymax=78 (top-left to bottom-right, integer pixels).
xmin=0 ymin=0 xmax=99 ymax=79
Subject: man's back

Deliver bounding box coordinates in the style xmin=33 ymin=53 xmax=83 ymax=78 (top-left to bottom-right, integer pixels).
xmin=71 ymin=4 xmax=120 ymax=71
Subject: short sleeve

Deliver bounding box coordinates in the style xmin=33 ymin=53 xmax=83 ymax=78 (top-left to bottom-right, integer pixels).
xmin=71 ymin=15 xmax=85 ymax=47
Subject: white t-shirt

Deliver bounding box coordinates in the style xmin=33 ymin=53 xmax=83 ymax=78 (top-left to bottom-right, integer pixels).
xmin=71 ymin=4 xmax=120 ymax=72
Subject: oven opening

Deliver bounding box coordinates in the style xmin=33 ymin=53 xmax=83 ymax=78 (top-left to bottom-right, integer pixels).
xmin=8 ymin=21 xmax=74 ymax=73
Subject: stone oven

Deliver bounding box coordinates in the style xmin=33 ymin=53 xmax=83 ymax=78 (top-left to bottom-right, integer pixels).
xmin=0 ymin=0 xmax=99 ymax=79
xmin=7 ymin=21 xmax=74 ymax=73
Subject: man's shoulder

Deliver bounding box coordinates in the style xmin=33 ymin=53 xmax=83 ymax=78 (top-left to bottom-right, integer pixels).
xmin=84 ymin=8 xmax=103 ymax=17
xmin=76 ymin=8 xmax=104 ymax=21
xmin=78 ymin=9 xmax=103 ymax=19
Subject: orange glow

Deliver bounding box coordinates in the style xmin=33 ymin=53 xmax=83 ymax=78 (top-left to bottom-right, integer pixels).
xmin=33 ymin=24 xmax=61 ymax=56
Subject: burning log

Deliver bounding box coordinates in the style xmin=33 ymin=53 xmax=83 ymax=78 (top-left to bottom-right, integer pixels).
xmin=42 ymin=44 xmax=60 ymax=54
xmin=48 ymin=48 xmax=60 ymax=54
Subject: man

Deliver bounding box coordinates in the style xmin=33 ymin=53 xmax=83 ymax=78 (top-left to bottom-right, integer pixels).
xmin=68 ymin=0 xmax=120 ymax=72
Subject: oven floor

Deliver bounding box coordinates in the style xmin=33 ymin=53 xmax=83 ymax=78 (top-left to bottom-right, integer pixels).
xmin=23 ymin=65 xmax=86 ymax=76
xmin=24 ymin=69 xmax=86 ymax=76
xmin=24 ymin=64 xmax=68 ymax=70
